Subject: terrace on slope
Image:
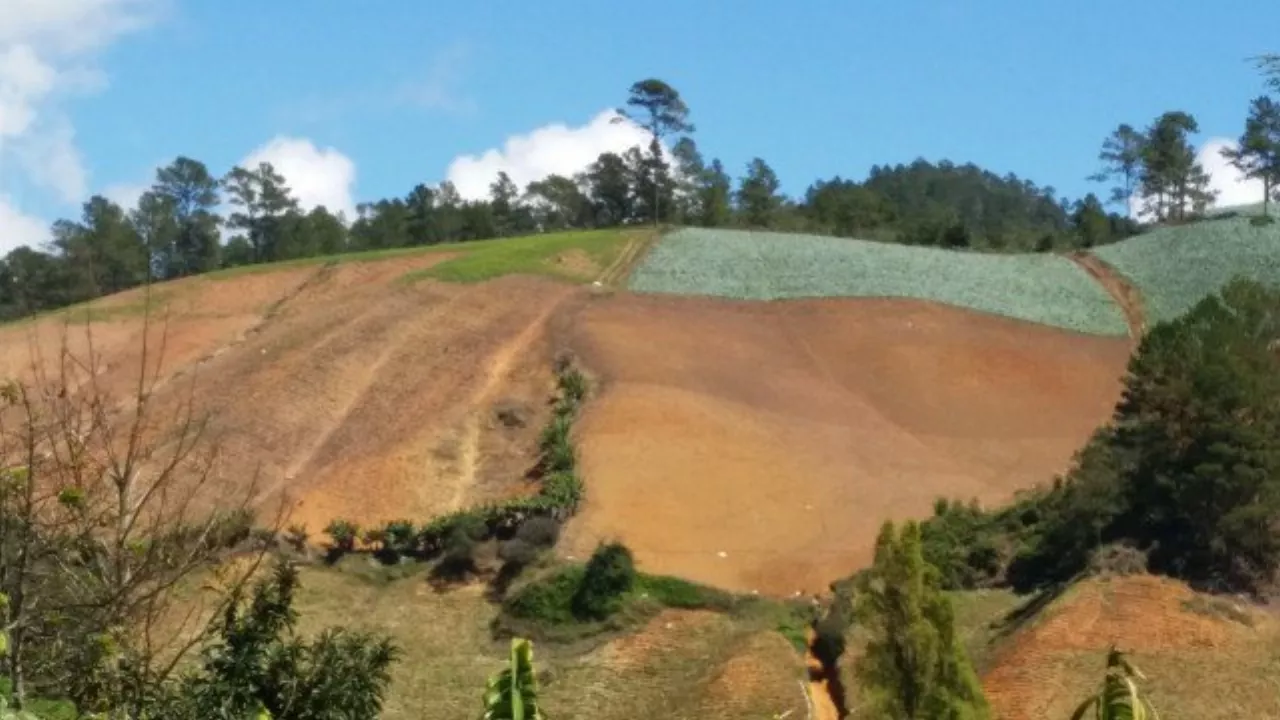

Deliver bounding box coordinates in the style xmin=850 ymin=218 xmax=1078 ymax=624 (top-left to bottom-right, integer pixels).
xmin=628 ymin=227 xmax=1130 ymax=335
xmin=560 ymin=292 xmax=1131 ymax=595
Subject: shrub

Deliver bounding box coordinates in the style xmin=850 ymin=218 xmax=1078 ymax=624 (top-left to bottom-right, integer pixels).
xmin=383 ymin=520 xmax=417 ymax=556
xmin=515 ymin=517 xmax=562 ymax=549
xmin=505 ymin=567 xmax=585 ymax=626
xmin=284 ymin=524 xmax=309 ymax=553
xmin=323 ymin=519 xmax=359 ymax=554
xmin=571 ymin=542 xmax=636 ymax=621
xmin=1087 ymin=542 xmax=1149 ymax=578
xmin=557 ymin=367 xmax=588 ymax=407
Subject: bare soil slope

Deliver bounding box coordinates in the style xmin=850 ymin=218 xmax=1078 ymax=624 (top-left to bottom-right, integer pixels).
xmin=980 ymin=575 xmax=1280 ymax=719
xmin=1 ymin=256 xmax=573 ymax=532
xmin=560 ymin=293 xmax=1131 ymax=595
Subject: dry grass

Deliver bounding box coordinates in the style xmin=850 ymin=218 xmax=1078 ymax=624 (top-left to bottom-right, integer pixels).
xmin=290 ymin=562 xmax=807 ymax=720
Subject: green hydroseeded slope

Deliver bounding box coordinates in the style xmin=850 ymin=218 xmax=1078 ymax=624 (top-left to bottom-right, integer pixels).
xmin=628 ymin=228 xmax=1128 ymax=335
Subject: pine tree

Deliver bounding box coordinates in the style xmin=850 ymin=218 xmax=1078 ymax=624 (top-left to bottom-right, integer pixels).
xmin=854 ymin=520 xmax=990 ymax=720
xmin=1221 ymin=96 xmax=1280 ymax=215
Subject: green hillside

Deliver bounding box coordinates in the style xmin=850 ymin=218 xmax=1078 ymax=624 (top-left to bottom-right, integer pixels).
xmin=628 ymin=227 xmax=1130 ymax=335
xmin=1091 ymin=217 xmax=1280 ymax=325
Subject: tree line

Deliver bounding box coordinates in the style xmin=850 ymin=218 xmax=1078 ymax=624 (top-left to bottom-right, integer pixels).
xmin=1092 ymin=55 xmax=1280 ymax=222
xmin=4 ymin=79 xmax=1148 ymax=323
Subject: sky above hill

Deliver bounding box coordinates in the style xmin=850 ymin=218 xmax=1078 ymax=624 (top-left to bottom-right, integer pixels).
xmin=1 ymin=0 xmax=1278 ymax=253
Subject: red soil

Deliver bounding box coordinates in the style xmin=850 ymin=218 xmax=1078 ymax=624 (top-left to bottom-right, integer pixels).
xmin=981 ymin=575 xmax=1266 ymax=719
xmin=559 ymin=293 xmax=1132 ymax=596
xmin=0 ymin=256 xmax=571 ymax=534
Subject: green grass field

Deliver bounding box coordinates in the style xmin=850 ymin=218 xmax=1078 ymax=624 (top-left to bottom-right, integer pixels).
xmin=628 ymin=228 xmax=1130 ymax=335
xmin=1091 ymin=216 xmax=1280 ymax=325
xmin=203 ymin=228 xmax=636 ymax=285
xmin=401 ymin=228 xmax=636 ymax=284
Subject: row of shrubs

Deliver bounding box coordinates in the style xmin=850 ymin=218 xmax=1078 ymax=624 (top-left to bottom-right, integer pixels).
xmin=311 ymin=358 xmax=590 ymax=566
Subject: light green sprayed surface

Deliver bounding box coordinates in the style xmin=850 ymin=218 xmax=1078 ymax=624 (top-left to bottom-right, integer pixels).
xmin=1092 ymin=217 xmax=1280 ymax=325
xmin=627 ymin=228 xmax=1129 ymax=335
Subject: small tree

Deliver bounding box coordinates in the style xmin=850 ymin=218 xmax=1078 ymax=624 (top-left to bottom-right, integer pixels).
xmin=854 ymin=520 xmax=989 ymax=719
xmin=1069 ymin=647 xmax=1159 ymax=720
xmin=166 ymin=561 xmax=399 ymax=720
xmin=571 ymin=542 xmax=635 ymax=621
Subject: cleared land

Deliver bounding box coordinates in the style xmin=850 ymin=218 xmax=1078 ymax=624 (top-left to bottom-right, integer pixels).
xmin=628 ymin=228 xmax=1130 ymax=335
xmin=1091 ymin=216 xmax=1280 ymax=325
xmin=559 ymin=292 xmax=1131 ymax=595
xmin=0 ymin=230 xmax=640 ymax=534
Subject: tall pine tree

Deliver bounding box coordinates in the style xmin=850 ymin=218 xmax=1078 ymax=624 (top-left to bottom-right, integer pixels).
xmin=854 ymin=520 xmax=990 ymax=720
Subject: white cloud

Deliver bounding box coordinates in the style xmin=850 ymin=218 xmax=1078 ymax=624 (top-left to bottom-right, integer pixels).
xmin=16 ymin=118 xmax=86 ymax=202
xmin=240 ymin=136 xmax=358 ymax=220
xmin=102 ymin=179 xmax=146 ymax=210
xmin=1197 ymin=137 xmax=1266 ymax=210
xmin=1129 ymin=137 xmax=1268 ymax=220
xmin=444 ymin=109 xmax=657 ymax=201
xmin=0 ymin=194 xmax=50 ymax=253
xmin=0 ymin=0 xmax=161 ymax=241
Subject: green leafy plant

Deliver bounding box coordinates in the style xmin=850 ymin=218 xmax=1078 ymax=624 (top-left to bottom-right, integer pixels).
xmin=1069 ymin=647 xmax=1160 ymax=720
xmin=571 ymin=542 xmax=636 ymax=621
xmin=323 ymin=519 xmax=359 ymax=555
xmin=481 ymin=638 xmax=545 ymax=720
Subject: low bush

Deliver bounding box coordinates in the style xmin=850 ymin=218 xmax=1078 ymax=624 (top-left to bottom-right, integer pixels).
xmin=323 ymin=519 xmax=360 ymax=560
xmin=505 ymin=566 xmax=586 ymax=626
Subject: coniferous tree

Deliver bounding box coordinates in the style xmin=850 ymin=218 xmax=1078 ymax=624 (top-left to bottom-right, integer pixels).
xmin=1221 ymin=96 xmax=1280 ymax=215
xmin=854 ymin=520 xmax=990 ymax=720
xmin=735 ymin=157 xmax=784 ymax=228
xmin=1090 ymin=124 xmax=1147 ymax=217
xmin=617 ymin=79 xmax=694 ymax=226
xmin=698 ymin=158 xmax=733 ymax=227
xmin=1139 ymin=112 xmax=1214 ymax=222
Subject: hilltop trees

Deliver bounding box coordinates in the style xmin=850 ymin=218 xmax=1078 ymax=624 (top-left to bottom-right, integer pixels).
xmin=854 ymin=520 xmax=989 ymax=719
xmin=735 ymin=158 xmax=786 ymax=228
xmin=617 ymin=79 xmax=694 ymax=225
xmin=1090 ymin=112 xmax=1216 ymax=223
xmin=141 ymin=157 xmax=223 ymax=279
xmin=1221 ymin=96 xmax=1280 ymax=215
xmin=1090 ymin=124 xmax=1147 ymax=217
xmin=223 ymin=162 xmax=301 ymax=264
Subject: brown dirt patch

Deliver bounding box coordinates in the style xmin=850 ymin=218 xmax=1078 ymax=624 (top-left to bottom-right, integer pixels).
xmin=981 ymin=575 xmax=1274 ymax=720
xmin=1 ymin=252 xmax=569 ymax=534
xmin=1067 ymin=251 xmax=1147 ymax=339
xmin=548 ymin=249 xmax=600 ymax=280
xmin=560 ymin=293 xmax=1131 ymax=595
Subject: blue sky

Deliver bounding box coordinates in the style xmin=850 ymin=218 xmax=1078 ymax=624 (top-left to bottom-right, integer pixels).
xmin=1 ymin=0 xmax=1278 ymax=251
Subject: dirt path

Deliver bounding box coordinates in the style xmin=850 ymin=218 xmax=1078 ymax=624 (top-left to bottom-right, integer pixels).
xmin=444 ymin=292 xmax=569 ymax=511
xmin=596 ymin=230 xmax=659 ymax=288
xmin=1066 ymin=251 xmax=1146 ymax=341
xmin=804 ymin=629 xmax=841 ymax=720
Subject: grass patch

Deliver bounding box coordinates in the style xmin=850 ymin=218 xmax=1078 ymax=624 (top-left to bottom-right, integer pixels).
xmin=497 ymin=561 xmax=772 ymax=644
xmin=401 ymin=228 xmax=635 ymax=284
xmin=1180 ymin=595 xmax=1256 ymax=627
